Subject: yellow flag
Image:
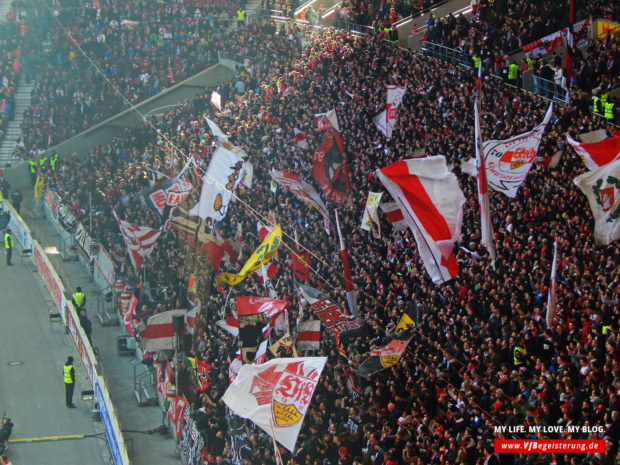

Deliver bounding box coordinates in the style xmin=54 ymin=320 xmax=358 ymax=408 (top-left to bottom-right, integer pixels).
xmin=216 ymin=224 xmax=282 ymax=286
xmin=269 ymin=332 xmax=298 ymax=358
xmin=395 ymin=311 xmax=415 ymax=334
xmin=34 ymin=176 xmax=43 ymax=200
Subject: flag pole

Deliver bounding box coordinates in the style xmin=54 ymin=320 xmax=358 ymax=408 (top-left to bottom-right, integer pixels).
xmin=269 ymin=418 xmax=284 ymax=465
xmin=335 ymin=210 xmax=359 ymax=316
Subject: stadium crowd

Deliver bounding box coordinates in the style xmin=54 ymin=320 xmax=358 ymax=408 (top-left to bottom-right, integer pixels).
xmin=15 ymin=1 xmax=620 ymax=465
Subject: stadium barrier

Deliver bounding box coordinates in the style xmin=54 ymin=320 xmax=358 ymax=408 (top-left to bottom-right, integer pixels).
xmin=6 ymin=200 xmax=131 ymax=465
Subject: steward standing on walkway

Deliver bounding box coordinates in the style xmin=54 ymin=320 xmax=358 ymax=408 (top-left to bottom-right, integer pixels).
xmin=64 ymin=356 xmax=76 ymax=408
xmin=72 ymin=286 xmax=86 ymax=312
xmin=4 ymin=228 xmax=13 ymax=266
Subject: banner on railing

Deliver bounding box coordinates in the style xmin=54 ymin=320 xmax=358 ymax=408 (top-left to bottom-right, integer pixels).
xmin=33 ymin=245 xmax=64 ymax=315
xmin=181 ymin=403 xmax=205 ymax=465
xmin=522 ymin=18 xmax=590 ymax=58
xmin=65 ymin=297 xmax=95 ymax=386
xmin=74 ymin=222 xmax=96 ymax=263
xmin=94 ymin=244 xmax=116 ymax=287
xmin=96 ymin=379 xmax=127 ymax=465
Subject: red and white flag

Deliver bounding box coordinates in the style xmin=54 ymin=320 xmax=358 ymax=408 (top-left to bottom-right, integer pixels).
xmin=315 ymin=109 xmax=339 ymax=132
xmin=167 ymin=394 xmax=187 ymax=439
xmin=184 ymin=305 xmax=198 ymax=335
xmin=573 ymin=158 xmax=620 ymax=245
xmin=379 ymin=201 xmax=407 ymax=231
xmin=566 ymin=130 xmax=620 ymax=171
xmin=222 ymin=357 xmax=327 ymax=452
xmin=113 ymin=211 xmax=162 ymax=272
xmin=296 ymin=320 xmax=320 ymax=351
xmin=119 ymin=292 xmax=138 ymax=335
xmin=294 ymin=128 xmax=308 ymax=149
xmin=216 ymin=316 xmax=239 ymax=337
xmin=139 ymin=309 xmax=187 ymax=352
xmin=474 ymin=83 xmax=496 ymax=260
xmin=377 ymin=156 xmax=466 ymax=284
xmin=374 ymin=85 xmax=406 ymax=140
xmin=481 ymin=103 xmax=553 ymax=198
xmin=545 ymin=240 xmax=558 ymax=328
xmin=335 ymin=210 xmax=359 ymax=316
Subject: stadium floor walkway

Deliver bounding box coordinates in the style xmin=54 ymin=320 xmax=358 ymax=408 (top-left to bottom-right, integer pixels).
xmin=11 ymin=206 xmax=180 ymax=465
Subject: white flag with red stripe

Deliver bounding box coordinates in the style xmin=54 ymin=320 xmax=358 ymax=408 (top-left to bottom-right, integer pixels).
xmin=294 ymin=128 xmax=308 ymax=149
xmin=545 ymin=240 xmax=558 ymax=328
xmin=374 ymin=85 xmax=406 ymax=140
xmin=379 ymin=202 xmax=408 ymax=231
xmin=377 ymin=156 xmax=466 ymax=284
xmin=474 ymin=101 xmax=496 ymax=260
xmin=216 ymin=316 xmax=239 ymax=337
xmin=296 ymin=320 xmax=321 ymax=351
xmin=566 ymin=130 xmax=620 ymax=171
xmin=139 ymin=309 xmax=187 ymax=352
xmin=184 ymin=305 xmax=198 ymax=335
xmin=113 ymin=211 xmax=162 ymax=272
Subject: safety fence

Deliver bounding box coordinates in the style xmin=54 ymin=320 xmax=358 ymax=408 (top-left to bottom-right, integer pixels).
xmin=7 ymin=200 xmax=131 ymax=465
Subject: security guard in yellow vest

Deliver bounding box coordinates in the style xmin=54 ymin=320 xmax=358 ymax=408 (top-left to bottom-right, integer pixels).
xmin=604 ymin=101 xmax=615 ymax=120
xmin=513 ymin=344 xmax=527 ymax=368
xmin=50 ymin=153 xmax=59 ymax=171
xmin=64 ymin=356 xmax=76 ymax=408
xmin=593 ymin=95 xmax=601 ymax=114
xmin=4 ymin=228 xmax=13 ymax=266
xmin=28 ymin=159 xmax=37 ymax=183
xmin=236 ymin=7 xmax=246 ymax=27
xmin=472 ymin=55 xmax=481 ymax=70
xmin=39 ymin=156 xmax=48 ymax=172
xmin=508 ymin=62 xmax=519 ymax=85
xmin=72 ymin=286 xmax=86 ymax=312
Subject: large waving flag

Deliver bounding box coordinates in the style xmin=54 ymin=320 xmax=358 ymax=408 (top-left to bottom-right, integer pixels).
xmin=222 ymin=357 xmax=327 ymax=452
xmin=113 ymin=211 xmax=162 ymax=272
xmin=216 ymin=225 xmax=282 ymax=285
xmin=377 ymin=156 xmax=466 ymax=284
xmin=190 ymin=144 xmax=245 ymax=221
xmin=482 ymin=103 xmax=553 ymax=198
xmin=374 ymin=85 xmax=406 ymax=139
xmin=204 ymin=116 xmax=229 ymax=142
xmin=567 ymin=130 xmax=620 ymax=171
xmin=269 ymin=171 xmax=329 ymax=219
xmin=119 ymin=292 xmax=138 ymax=335
xmin=312 ymin=127 xmax=351 ymax=205
xmin=380 ymin=201 xmax=408 ymax=231
xmin=139 ymin=309 xmax=187 ymax=352
xmin=573 ymin=158 xmax=620 ymax=245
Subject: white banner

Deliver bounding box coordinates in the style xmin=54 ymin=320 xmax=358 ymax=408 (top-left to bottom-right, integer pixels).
xmin=361 ymin=191 xmax=383 ymax=237
xmin=94 ymin=244 xmax=116 ymax=287
xmin=190 ymin=144 xmax=245 ymax=222
xmin=482 ymin=103 xmax=552 ymax=198
xmin=222 ymin=357 xmax=327 ymax=452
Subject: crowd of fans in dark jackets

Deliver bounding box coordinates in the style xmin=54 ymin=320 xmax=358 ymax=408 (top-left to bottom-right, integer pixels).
xmin=8 ymin=0 xmax=620 ymax=464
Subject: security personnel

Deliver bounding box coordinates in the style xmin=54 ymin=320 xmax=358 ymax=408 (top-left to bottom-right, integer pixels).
xmin=604 ymin=100 xmax=615 ymax=120
xmin=50 ymin=152 xmax=59 ymax=171
xmin=236 ymin=7 xmax=245 ymax=27
xmin=4 ymin=228 xmax=13 ymax=266
xmin=64 ymin=356 xmax=76 ymax=408
xmin=472 ymin=55 xmax=481 ymax=70
xmin=28 ymin=159 xmax=37 ymax=183
xmin=39 ymin=155 xmax=48 ymax=173
xmin=525 ymin=56 xmax=534 ymax=70
xmin=72 ymin=286 xmax=86 ymax=312
xmin=508 ymin=61 xmax=519 ymax=85
xmin=593 ymin=95 xmax=601 ymax=114
xmin=602 ymin=324 xmax=611 ymax=335
xmin=513 ymin=343 xmax=527 ymax=368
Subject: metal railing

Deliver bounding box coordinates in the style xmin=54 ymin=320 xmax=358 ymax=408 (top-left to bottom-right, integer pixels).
xmin=420 ymin=41 xmax=473 ymax=68
xmin=531 ymin=76 xmax=569 ymax=105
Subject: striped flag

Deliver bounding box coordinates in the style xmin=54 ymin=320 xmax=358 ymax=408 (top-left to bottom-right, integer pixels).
xmin=140 ymin=309 xmax=187 ymax=352
xmin=296 ymin=320 xmax=320 ymax=351
xmin=377 ymin=156 xmax=466 ymax=284
xmin=113 ymin=211 xmax=162 ymax=272
xmin=294 ymin=128 xmax=308 ymax=149
xmin=379 ymin=202 xmax=408 ymax=231
xmin=335 ymin=210 xmax=359 ymax=316
xmin=546 ymin=240 xmax=558 ymax=328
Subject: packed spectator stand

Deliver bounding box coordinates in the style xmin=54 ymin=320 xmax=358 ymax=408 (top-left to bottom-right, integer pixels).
xmin=6 ymin=0 xmax=620 ymax=464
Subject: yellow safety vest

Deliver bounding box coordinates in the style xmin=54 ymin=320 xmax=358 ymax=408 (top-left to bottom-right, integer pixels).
xmin=64 ymin=364 xmax=74 ymax=383
xmin=602 ymin=325 xmax=611 ymax=335
xmin=593 ymin=96 xmax=601 ymax=113
xmin=508 ymin=64 xmax=519 ymax=80
xmin=29 ymin=160 xmax=37 ymax=174
xmin=0 ymin=192 xmax=3 ymax=203
xmin=39 ymin=157 xmax=48 ymax=167
xmin=513 ymin=346 xmax=526 ymax=366
xmin=4 ymin=232 xmax=12 ymax=249
xmin=237 ymin=9 xmax=245 ymax=21
xmin=472 ymin=56 xmax=481 ymax=69
xmin=50 ymin=153 xmax=59 ymax=171
xmin=73 ymin=292 xmax=85 ymax=308
xmin=601 ymin=93 xmax=608 ymax=106
xmin=604 ymin=102 xmax=614 ymax=120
